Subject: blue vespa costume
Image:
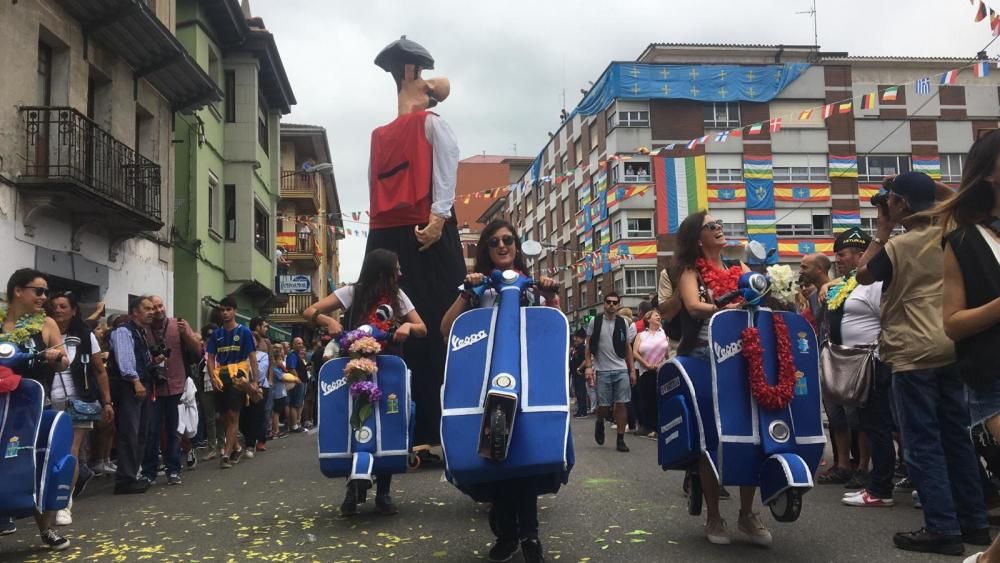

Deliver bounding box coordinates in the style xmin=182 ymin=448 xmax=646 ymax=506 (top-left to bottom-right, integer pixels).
xmin=441 ymin=270 xmax=574 ymax=545
xmin=657 ymin=272 xmax=824 ymax=523
xmin=0 ymin=313 xmax=76 ymax=520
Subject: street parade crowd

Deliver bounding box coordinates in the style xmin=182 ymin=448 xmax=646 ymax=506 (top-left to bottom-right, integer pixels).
xmin=2 ymin=34 xmax=1000 ymax=563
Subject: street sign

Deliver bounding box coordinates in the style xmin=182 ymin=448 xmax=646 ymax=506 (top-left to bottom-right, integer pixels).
xmin=278 ymin=275 xmax=312 ymax=294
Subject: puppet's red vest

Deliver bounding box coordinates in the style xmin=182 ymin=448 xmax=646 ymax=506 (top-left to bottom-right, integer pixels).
xmin=368 ymin=110 xmax=434 ymax=229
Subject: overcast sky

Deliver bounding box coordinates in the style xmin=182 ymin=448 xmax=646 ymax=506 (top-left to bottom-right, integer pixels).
xmin=252 ymin=0 xmax=998 ymax=283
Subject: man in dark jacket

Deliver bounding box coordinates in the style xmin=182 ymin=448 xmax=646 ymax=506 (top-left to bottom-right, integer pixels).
xmin=569 ymin=329 xmax=588 ymax=418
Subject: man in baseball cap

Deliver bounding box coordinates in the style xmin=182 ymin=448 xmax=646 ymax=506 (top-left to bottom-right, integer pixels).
xmin=855 ymin=172 xmax=989 ymax=553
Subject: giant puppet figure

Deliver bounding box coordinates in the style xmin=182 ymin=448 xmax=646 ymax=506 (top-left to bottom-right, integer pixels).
xmin=367 ymin=37 xmax=466 ymax=458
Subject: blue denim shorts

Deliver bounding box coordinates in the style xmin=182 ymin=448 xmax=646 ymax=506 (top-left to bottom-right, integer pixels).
xmin=288 ymin=382 xmax=306 ymax=408
xmin=967 ymin=379 xmax=1000 ymax=428
xmin=596 ymin=369 xmax=631 ymax=406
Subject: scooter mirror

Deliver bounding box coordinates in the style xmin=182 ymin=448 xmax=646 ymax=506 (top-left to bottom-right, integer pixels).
xmin=521 ymin=240 xmax=543 ymax=258
xmin=747 ymin=240 xmax=767 ymax=262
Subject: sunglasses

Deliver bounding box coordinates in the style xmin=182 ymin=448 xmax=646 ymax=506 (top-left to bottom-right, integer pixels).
xmin=488 ymin=235 xmax=516 ymax=248
xmin=23 ymin=286 xmax=49 ymax=297
xmin=702 ymin=219 xmax=724 ymax=232
xmin=605 ymin=299 xmax=619 ymax=306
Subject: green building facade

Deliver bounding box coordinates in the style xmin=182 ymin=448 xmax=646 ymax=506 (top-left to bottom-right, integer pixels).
xmin=172 ymin=0 xmax=295 ymax=336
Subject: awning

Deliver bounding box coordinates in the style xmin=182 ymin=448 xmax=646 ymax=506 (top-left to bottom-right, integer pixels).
xmin=55 ymin=0 xmax=222 ymax=112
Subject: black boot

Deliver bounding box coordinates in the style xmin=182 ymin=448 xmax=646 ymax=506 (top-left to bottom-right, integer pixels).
xmin=374 ymin=474 xmax=398 ymax=515
xmin=340 ymin=480 xmax=368 ymax=516
xmin=521 ymin=538 xmax=546 ymax=562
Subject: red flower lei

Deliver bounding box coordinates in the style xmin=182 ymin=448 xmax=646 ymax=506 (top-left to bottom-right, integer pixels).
xmin=696 ymin=258 xmax=743 ymax=304
xmin=740 ymin=314 xmax=798 ymax=411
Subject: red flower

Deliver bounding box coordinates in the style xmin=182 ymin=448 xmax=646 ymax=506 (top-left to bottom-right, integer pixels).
xmin=740 ymin=314 xmax=797 ymax=411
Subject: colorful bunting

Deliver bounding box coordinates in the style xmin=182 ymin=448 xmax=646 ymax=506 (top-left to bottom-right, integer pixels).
xmin=915 ymin=77 xmax=931 ymax=95
xmin=861 ymin=93 xmax=877 ymax=110
xmin=975 ymin=61 xmax=990 ymax=77
xmin=881 ymin=86 xmax=899 ymax=102
xmin=976 ymin=0 xmax=988 ymax=22
xmin=822 ymin=103 xmax=835 ymax=119
xmin=798 ymin=109 xmax=814 ymax=120
xmin=714 ymin=131 xmax=730 ymax=143
xmin=838 ymin=101 xmax=853 ymax=114
xmin=769 ymin=118 xmax=782 ymax=133
xmin=940 ymin=70 xmax=958 ymax=85
xmin=749 ymin=122 xmax=763 ymax=135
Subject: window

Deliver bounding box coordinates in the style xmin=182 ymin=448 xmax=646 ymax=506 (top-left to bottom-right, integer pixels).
xmin=561 ymin=156 xmax=569 ymax=176
xmin=224 ymin=184 xmax=236 ymax=241
xmin=862 ymin=217 xmax=905 ymax=237
xmin=613 ymin=161 xmax=650 ymax=183
xmin=626 ymin=217 xmax=653 ymax=238
xmin=589 ymin=123 xmax=599 ymax=149
xmin=858 ymin=155 xmax=910 ymax=182
xmin=625 ymin=269 xmax=657 ymax=296
xmin=566 ymin=288 xmax=574 ymax=311
xmin=208 ymin=173 xmax=220 ymax=236
xmin=706 ymin=168 xmax=743 ymax=182
xmin=940 ymin=154 xmax=964 ymax=183
xmin=538 ymin=221 xmax=546 ymax=242
xmin=562 ymin=198 xmax=570 ymax=224
xmin=224 ymin=70 xmax=236 ymax=123
xmin=612 ymin=219 xmax=622 ymax=241
xmin=577 ymin=183 xmax=591 ymax=209
xmin=580 ymin=283 xmax=588 ymax=308
xmin=535 ymin=179 xmax=545 ymax=204
xmin=776 ymin=215 xmax=831 ymax=237
xmin=723 ymin=222 xmax=746 ymax=239
xmin=609 ymin=110 xmax=650 ymax=129
xmin=613 ymin=277 xmax=625 ymax=296
xmin=704 ymin=102 xmax=740 ymax=129
xmin=773 ymin=167 xmax=828 ymax=182
xmin=253 ymin=202 xmax=269 ymax=255
xmin=257 ymin=98 xmax=269 ymax=155
xmin=574 ymin=141 xmax=583 ymax=166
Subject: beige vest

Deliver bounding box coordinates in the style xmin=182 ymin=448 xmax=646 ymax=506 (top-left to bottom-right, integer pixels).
xmin=880 ymin=225 xmax=955 ymax=372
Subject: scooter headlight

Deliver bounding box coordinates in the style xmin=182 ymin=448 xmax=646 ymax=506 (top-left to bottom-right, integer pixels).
xmin=501 ymin=270 xmax=518 ymax=284
xmin=0 ymin=342 xmax=17 ymax=359
xmin=768 ymin=420 xmax=791 ymax=443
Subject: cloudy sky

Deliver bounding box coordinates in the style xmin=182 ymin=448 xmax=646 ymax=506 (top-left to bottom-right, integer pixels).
xmin=252 ymin=0 xmax=997 ymax=282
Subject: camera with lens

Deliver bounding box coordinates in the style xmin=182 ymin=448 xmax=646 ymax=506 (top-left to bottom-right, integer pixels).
xmin=870 ymin=177 xmax=894 ymax=208
xmin=148 ymin=343 xmax=171 ymax=382
xmin=149 ymin=343 xmax=172 ymax=358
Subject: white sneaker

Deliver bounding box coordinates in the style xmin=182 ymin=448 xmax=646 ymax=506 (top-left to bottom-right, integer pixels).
xmin=841 ymin=490 xmax=894 ymax=507
xmin=912 ymin=490 xmax=922 ymax=509
xmin=242 ymin=449 xmax=255 ymax=459
xmin=705 ymin=517 xmax=731 ymax=545
xmin=737 ymin=512 xmax=772 ymax=547
xmin=843 ymin=489 xmax=865 ymax=498
xmin=964 ymin=552 xmax=984 ymax=563
xmin=55 ymin=509 xmax=72 ymax=526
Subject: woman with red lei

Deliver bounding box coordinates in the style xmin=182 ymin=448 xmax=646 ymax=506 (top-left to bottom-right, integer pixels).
xmin=304 ymin=249 xmax=428 ymax=517
xmin=672 ymin=211 xmax=772 ymax=547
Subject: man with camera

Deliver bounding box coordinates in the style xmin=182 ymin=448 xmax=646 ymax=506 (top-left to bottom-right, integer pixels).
xmin=108 ymin=296 xmax=165 ymax=494
xmin=206 ymin=297 xmax=258 ymax=469
xmin=140 ymin=296 xmax=200 ymax=486
xmin=856 ymin=172 xmax=990 ymax=556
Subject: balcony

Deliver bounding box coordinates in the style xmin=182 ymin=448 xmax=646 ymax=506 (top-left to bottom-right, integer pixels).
xmin=268 ymin=293 xmax=316 ymax=325
xmin=281 ymin=234 xmax=320 ymax=268
xmin=17 ymin=106 xmax=163 ymax=236
xmin=280 ymin=170 xmax=320 ymax=213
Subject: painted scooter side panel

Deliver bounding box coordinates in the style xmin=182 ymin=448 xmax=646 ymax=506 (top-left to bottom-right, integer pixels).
xmin=0 ymin=379 xmax=43 ymax=518
xmin=442 ymin=306 xmax=573 ymax=488
xmin=36 ymin=409 xmax=75 ymax=513
xmin=657 ymin=357 xmax=718 ymax=471
xmin=777 ymin=311 xmax=826 ymax=473
xmin=318 ymin=354 xmax=410 ymax=478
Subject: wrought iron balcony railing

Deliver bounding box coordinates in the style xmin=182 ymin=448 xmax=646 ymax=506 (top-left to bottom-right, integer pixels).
xmin=19 ymin=106 xmax=162 ymax=223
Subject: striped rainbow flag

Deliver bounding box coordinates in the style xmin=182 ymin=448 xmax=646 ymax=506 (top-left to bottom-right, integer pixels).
xmin=859 ymin=183 xmax=882 ymax=202
xmin=829 ymin=155 xmax=858 ymax=178
xmin=744 ymin=156 xmax=774 ymax=180
xmin=746 ymin=209 xmax=777 ymax=234
xmin=582 ymin=234 xmax=593 ymax=253
xmin=575 ymin=211 xmax=586 ymax=233
xmin=654 ymin=156 xmax=708 ymax=234
xmin=778 ymin=238 xmax=835 ymax=257
xmin=599 ymin=220 xmax=611 ymax=246
xmin=832 ymin=209 xmax=862 ymax=233
xmin=912 ymin=156 xmax=942 ymax=180
xmin=708 ymin=184 xmax=746 ymax=203
xmin=775 ymin=183 xmax=831 ymax=203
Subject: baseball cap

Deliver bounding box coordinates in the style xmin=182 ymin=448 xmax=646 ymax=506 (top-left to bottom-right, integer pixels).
xmin=833 ymin=227 xmax=872 ymax=252
xmin=888 ymin=172 xmax=936 ymax=212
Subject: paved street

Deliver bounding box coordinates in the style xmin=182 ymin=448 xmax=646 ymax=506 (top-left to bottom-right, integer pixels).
xmin=0 ymin=417 xmax=969 ymax=562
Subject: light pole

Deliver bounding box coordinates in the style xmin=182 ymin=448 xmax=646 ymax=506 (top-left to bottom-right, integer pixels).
xmin=281 ymin=162 xmax=333 ymax=179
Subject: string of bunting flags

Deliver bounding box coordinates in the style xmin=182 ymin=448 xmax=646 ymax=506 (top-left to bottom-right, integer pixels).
xmin=630 ymin=57 xmax=999 ymax=163
xmin=970 ymin=0 xmax=1000 ymax=36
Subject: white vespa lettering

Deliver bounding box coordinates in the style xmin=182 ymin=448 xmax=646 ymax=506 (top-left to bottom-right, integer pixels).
xmin=451 ymin=330 xmax=488 ymax=352
xmin=714 ymin=340 xmax=743 ymax=364
xmin=321 ymin=377 xmax=349 ymax=397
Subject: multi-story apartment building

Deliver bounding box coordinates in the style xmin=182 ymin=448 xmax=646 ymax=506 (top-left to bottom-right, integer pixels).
xmin=0 ymin=0 xmax=219 ymax=314
xmin=497 ymin=43 xmax=1000 ymax=326
xmin=171 ymin=0 xmax=294 ymax=329
xmin=456 ymin=154 xmax=533 ymax=270
xmin=269 ymin=123 xmax=343 ymax=340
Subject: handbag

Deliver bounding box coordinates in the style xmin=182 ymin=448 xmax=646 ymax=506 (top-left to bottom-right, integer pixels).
xmin=819 ymin=341 xmax=877 ymax=408
xmin=66 ymin=398 xmax=103 ymax=423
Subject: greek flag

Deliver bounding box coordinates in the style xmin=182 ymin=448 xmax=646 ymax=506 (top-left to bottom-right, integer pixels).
xmin=914 ymin=77 xmax=931 ymax=96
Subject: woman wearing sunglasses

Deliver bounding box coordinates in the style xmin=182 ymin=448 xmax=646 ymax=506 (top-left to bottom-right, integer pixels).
xmin=673 ymin=211 xmax=772 ymax=547
xmin=1 ymin=268 xmax=70 ymax=550
xmin=441 ymin=220 xmax=559 ymax=563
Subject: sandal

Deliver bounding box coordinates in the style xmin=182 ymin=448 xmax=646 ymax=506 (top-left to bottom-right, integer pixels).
xmin=817 ymin=466 xmax=853 ymax=485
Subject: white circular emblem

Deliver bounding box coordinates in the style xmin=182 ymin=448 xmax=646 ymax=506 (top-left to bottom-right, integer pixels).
xmin=502 ymin=270 xmax=518 ymax=284
xmin=493 ymin=374 xmax=514 ymax=389
xmin=768 ymin=420 xmax=791 ymax=443
xmin=0 ymin=342 xmax=16 ymax=359
xmin=355 ymin=427 xmax=373 ymax=443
